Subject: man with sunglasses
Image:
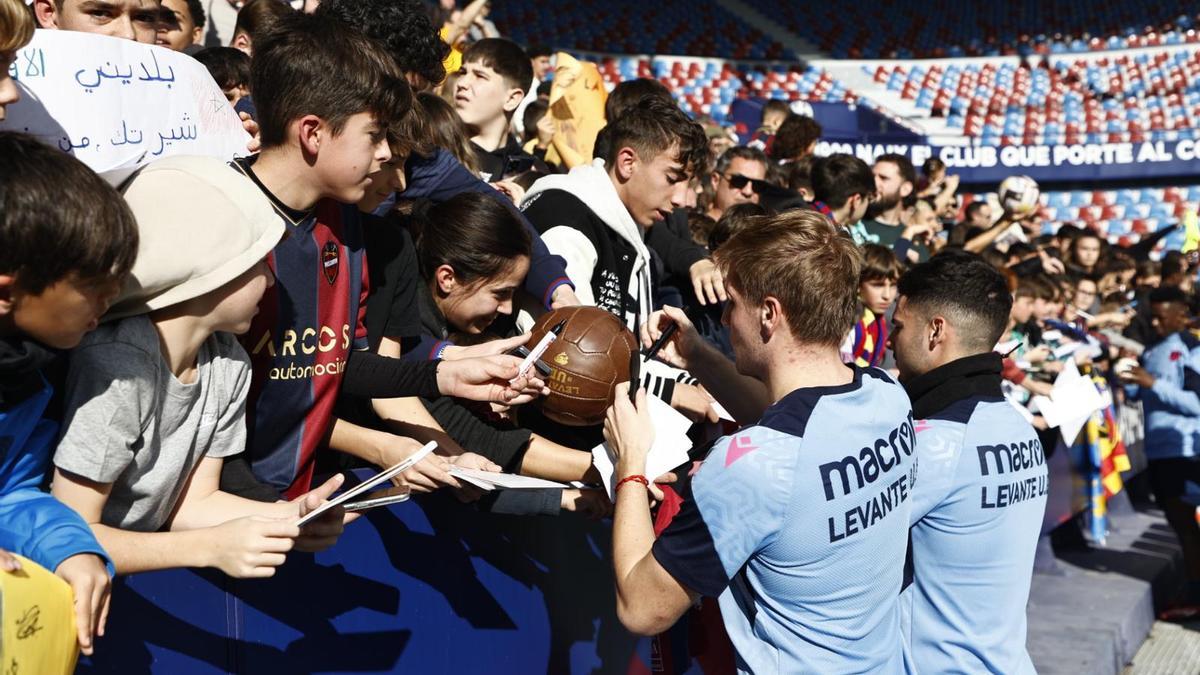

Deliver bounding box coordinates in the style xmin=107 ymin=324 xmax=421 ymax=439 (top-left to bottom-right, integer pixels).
xmin=706 ymin=146 xmax=769 ymax=222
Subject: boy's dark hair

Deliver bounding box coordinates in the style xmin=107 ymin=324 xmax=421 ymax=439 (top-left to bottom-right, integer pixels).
xmin=386 ymin=96 xmax=435 ymax=161
xmin=1162 ymin=250 xmax=1190 ymax=277
xmin=897 ymin=250 xmax=1013 ymax=352
xmin=522 ymin=99 xmax=549 ymax=145
xmin=461 ymin=38 xmax=533 ymax=94
xmin=233 ymin=0 xmax=294 ymax=42
xmin=316 ymin=0 xmax=450 ymax=89
xmin=762 ymin=99 xmax=790 ymax=119
xmin=860 ymin=243 xmax=902 ymax=282
xmin=0 ymin=132 xmax=138 ymax=293
xmin=193 ymin=47 xmax=250 ymax=92
xmin=783 ymin=155 xmax=814 ymax=193
xmin=1137 ymin=259 xmax=1161 ymax=280
xmin=1007 ymin=242 xmax=1035 ymax=259
xmin=1014 ymin=275 xmax=1039 ymax=299
xmin=185 ymin=0 xmax=206 ymax=28
xmin=1027 ymin=274 xmax=1058 ymax=301
xmin=1149 ymin=285 xmax=1190 ymax=306
xmin=1106 ymin=253 xmax=1135 ymax=274
xmin=1054 ymin=223 xmax=1085 ymax=243
xmin=810 ymin=153 xmax=874 ymax=209
xmin=527 ymin=44 xmax=552 ymax=60
xmin=769 ymin=114 xmax=822 ymax=162
xmin=605 ymin=77 xmax=673 ymax=122
xmin=252 ymin=12 xmax=412 ymax=148
xmin=687 ymin=211 xmax=717 ymax=248
xmin=979 ymin=247 xmax=1008 ymax=272
xmin=922 ymin=157 xmax=945 ymax=176
xmin=709 ymin=203 xmax=767 ymax=251
xmin=414 ymin=91 xmax=477 ymax=173
xmin=412 ymin=192 xmax=532 ymax=286
xmin=602 ymin=97 xmax=708 ymax=179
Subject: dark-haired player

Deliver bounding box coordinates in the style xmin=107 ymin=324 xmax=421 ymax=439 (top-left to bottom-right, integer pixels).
xmin=1120 ymin=286 xmax=1200 ymax=616
xmin=889 ymin=251 xmax=1046 ymax=673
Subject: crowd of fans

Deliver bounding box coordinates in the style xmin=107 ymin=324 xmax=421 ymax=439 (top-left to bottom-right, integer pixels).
xmin=2 ymin=0 xmax=1200 ymax=671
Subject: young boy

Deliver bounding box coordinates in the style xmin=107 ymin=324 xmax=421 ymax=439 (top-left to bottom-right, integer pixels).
xmin=156 ymin=0 xmax=205 ymax=53
xmin=52 ymin=156 xmax=350 ymax=578
xmin=194 ymin=47 xmax=252 ymax=108
xmin=454 ymin=38 xmax=546 ymax=182
xmin=32 ymin=0 xmax=161 ymax=43
xmin=0 ymin=131 xmax=137 ymax=656
xmin=222 ymin=13 xmax=539 ymax=502
xmin=846 ymin=244 xmax=901 ymax=367
xmin=521 ymin=97 xmax=715 ymax=419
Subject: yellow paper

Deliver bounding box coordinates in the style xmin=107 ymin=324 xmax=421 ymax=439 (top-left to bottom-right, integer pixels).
xmin=545 ymin=53 xmax=608 ymax=169
xmin=1182 ymin=209 xmax=1199 ymax=253
xmin=1 ymin=555 xmax=79 ymax=675
xmin=439 ymin=26 xmax=463 ymax=76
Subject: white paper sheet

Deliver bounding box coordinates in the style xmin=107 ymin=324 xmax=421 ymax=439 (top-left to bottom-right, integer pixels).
xmin=592 ymin=394 xmax=692 ymax=500
xmin=1030 ymin=360 xmax=1105 ymax=444
xmin=297 ymin=442 xmax=437 ymax=526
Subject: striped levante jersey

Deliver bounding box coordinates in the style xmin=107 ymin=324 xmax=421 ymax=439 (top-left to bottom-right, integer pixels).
xmin=231 ymin=159 xmax=369 ymax=498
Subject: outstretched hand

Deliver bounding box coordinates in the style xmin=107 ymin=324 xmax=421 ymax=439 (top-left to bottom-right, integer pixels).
xmin=436 ymin=355 xmax=550 ymax=404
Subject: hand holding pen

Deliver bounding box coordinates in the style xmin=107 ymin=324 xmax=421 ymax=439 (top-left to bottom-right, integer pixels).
xmin=638 ymin=305 xmax=699 ymax=371
xmin=512 ymin=318 xmax=567 ymax=384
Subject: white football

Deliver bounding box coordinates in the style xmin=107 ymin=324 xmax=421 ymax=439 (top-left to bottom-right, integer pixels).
xmin=998 ymin=175 xmax=1041 ymax=218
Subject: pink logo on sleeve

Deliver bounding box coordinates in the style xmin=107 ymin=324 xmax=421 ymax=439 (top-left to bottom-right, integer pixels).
xmin=725 ymin=435 xmax=759 ymax=467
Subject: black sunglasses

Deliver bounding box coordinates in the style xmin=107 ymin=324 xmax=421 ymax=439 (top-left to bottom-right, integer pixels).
xmin=724 ymin=173 xmax=767 ymax=192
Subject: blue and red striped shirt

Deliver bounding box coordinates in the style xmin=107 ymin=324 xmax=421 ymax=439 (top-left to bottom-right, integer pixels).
xmin=231 ymin=159 xmax=369 ymax=498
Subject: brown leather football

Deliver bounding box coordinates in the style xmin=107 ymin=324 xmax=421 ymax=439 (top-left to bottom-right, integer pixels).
xmin=527 ymin=306 xmax=638 ymax=426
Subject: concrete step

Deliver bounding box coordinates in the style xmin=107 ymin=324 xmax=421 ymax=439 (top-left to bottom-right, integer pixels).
xmin=1028 ymin=507 xmax=1188 ymax=675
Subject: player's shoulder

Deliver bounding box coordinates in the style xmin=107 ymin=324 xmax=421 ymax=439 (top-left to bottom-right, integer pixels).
xmin=1180 ymin=330 xmax=1200 ymax=353
xmin=918 ymin=395 xmax=1023 ymax=443
xmin=699 ymin=424 xmax=800 ymax=483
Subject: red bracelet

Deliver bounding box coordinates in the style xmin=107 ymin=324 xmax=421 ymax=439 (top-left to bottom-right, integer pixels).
xmin=616 ymin=474 xmax=649 ymax=492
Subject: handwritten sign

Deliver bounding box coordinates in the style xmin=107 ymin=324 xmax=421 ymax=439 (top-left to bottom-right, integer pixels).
xmin=1 ymin=30 xmax=250 ymax=173
xmin=0 ymin=555 xmax=78 ymax=675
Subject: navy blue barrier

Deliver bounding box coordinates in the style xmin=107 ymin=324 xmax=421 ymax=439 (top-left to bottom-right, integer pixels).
xmin=1041 ymin=438 xmax=1079 ymax=535
xmin=78 ymin=489 xmax=646 ymax=674
xmin=74 ymin=406 xmax=1145 ymax=673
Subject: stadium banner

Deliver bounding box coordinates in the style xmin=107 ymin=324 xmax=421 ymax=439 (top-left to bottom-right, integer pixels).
xmin=814 ymin=138 xmax=1200 ymax=185
xmin=0 ymin=30 xmax=250 ymax=174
